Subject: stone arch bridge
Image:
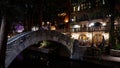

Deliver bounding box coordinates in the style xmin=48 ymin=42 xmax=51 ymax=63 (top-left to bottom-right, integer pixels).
xmin=6 ymin=30 xmax=78 ymax=68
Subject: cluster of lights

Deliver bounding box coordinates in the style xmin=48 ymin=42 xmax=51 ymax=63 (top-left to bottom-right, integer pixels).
xmin=89 ymin=22 xmax=94 ymax=27
xmin=71 ymin=33 xmax=80 ymax=39
xmin=31 ymin=26 xmax=39 ymax=31
xmin=89 ymin=22 xmax=106 ymax=27
xmin=73 ymin=25 xmax=80 ymax=28
xmin=58 ymin=13 xmax=66 ymax=16
xmin=102 ymin=23 xmax=106 ymax=26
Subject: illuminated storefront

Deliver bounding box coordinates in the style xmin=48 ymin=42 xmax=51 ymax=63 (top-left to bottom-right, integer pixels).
xmin=71 ymin=32 xmax=109 ymax=44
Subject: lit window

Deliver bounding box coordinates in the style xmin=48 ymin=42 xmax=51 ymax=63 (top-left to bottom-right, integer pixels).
xmin=102 ymin=0 xmax=105 ymax=5
xmin=31 ymin=26 xmax=39 ymax=31
xmin=73 ymin=6 xmax=76 ymax=11
xmin=73 ymin=16 xmax=76 ymax=21
xmin=78 ymin=6 xmax=80 ymax=11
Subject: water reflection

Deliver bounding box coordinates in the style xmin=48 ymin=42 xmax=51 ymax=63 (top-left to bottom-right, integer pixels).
xmin=9 ymin=49 xmax=111 ymax=68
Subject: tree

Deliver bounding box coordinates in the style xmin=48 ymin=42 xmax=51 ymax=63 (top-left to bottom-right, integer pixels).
xmin=0 ymin=0 xmax=69 ymax=67
xmin=0 ymin=0 xmax=29 ymax=67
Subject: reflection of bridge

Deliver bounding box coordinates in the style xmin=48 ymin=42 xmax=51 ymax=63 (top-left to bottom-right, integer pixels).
xmin=6 ymin=30 xmax=81 ymax=68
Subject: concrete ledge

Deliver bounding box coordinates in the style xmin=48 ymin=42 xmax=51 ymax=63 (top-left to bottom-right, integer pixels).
xmin=110 ymin=49 xmax=120 ymax=57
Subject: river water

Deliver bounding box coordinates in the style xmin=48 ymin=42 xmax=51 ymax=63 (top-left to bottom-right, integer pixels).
xmin=9 ymin=49 xmax=111 ymax=68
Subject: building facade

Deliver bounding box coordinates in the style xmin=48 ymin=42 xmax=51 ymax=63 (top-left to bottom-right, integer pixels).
xmin=70 ymin=0 xmax=120 ymax=45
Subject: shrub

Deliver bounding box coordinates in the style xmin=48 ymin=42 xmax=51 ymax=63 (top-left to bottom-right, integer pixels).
xmin=115 ymin=44 xmax=120 ymax=50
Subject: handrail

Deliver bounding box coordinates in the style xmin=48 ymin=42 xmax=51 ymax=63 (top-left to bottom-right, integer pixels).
xmin=7 ymin=31 xmax=33 ymax=45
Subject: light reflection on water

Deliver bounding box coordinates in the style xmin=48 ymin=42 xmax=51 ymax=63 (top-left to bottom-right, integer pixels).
xmin=9 ymin=51 xmax=111 ymax=68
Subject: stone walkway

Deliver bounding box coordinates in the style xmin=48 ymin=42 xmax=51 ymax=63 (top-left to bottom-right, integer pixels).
xmin=101 ymin=55 xmax=120 ymax=62
xmin=83 ymin=55 xmax=120 ymax=68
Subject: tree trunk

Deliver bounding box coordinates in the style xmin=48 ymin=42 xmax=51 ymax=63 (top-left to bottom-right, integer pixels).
xmin=109 ymin=0 xmax=116 ymax=49
xmin=109 ymin=15 xmax=115 ymax=49
xmin=0 ymin=16 xmax=11 ymax=68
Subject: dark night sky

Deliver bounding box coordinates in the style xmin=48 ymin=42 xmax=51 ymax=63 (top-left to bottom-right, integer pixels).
xmin=0 ymin=0 xmax=69 ymax=21
xmin=41 ymin=0 xmax=69 ymax=21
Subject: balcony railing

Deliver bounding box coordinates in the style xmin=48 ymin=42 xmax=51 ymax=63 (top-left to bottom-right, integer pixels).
xmin=70 ymin=26 xmax=110 ymax=32
xmin=55 ymin=25 xmax=120 ymax=33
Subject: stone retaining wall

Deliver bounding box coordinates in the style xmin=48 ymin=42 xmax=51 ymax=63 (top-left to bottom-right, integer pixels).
xmin=110 ymin=49 xmax=120 ymax=57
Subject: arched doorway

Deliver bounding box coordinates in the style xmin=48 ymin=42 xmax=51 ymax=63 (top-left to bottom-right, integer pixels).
xmin=78 ymin=34 xmax=89 ymax=46
xmin=78 ymin=34 xmax=88 ymax=42
xmin=93 ymin=34 xmax=103 ymax=43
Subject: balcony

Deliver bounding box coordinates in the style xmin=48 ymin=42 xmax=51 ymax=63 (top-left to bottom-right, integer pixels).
xmin=55 ymin=25 xmax=120 ymax=33
xmin=70 ymin=26 xmax=107 ymax=32
xmin=70 ymin=25 xmax=117 ymax=32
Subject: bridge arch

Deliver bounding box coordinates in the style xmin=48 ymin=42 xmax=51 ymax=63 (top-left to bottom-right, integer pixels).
xmin=6 ymin=30 xmax=74 ymax=68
